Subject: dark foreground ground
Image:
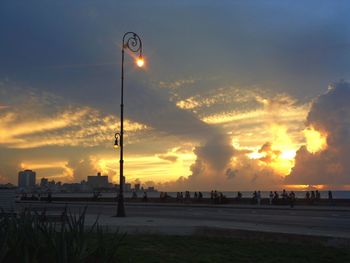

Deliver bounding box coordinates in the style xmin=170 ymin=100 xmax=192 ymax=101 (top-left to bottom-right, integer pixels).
xmin=15 ymin=201 xmax=350 ymax=262
xmin=119 ymin=235 xmax=350 ymax=263
xmin=4 ymin=201 xmax=350 ymax=262
xmin=18 ymin=201 xmax=350 ymax=240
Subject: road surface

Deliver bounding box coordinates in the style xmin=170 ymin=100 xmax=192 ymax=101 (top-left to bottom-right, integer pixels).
xmin=18 ymin=202 xmax=350 ymax=239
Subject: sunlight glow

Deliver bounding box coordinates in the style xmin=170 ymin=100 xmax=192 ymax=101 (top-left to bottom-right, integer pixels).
xmin=270 ymin=158 xmax=295 ymax=176
xmin=280 ymin=150 xmax=296 ymax=160
xmin=245 ymin=125 xmax=299 ymax=176
xmin=94 ymin=149 xmax=196 ymax=183
xmin=304 ymin=127 xmax=327 ymax=153
xmin=284 ymin=184 xmax=325 ymax=190
xmin=248 ymin=151 xmax=265 ymax=159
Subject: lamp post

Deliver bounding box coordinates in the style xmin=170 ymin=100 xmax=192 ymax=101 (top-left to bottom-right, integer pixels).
xmin=115 ymin=32 xmax=144 ymax=217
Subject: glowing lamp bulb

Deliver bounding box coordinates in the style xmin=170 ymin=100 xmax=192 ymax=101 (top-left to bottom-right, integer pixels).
xmin=136 ymin=56 xmax=144 ymax=67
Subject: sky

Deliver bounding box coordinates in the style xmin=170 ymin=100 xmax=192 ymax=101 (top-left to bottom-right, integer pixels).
xmin=0 ymin=1 xmax=350 ymax=190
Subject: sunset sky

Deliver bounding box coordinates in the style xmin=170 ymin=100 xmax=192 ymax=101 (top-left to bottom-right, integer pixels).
xmin=0 ymin=1 xmax=350 ymax=190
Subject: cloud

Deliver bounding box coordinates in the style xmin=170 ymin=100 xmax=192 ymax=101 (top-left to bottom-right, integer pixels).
xmin=144 ymin=85 xmax=309 ymax=191
xmin=126 ymin=82 xmax=218 ymax=143
xmin=172 ymin=84 xmax=308 ymax=156
xmin=156 ymin=134 xmax=236 ymax=191
xmin=159 ymin=78 xmax=196 ymax=90
xmin=286 ymin=81 xmax=350 ymax=185
xmin=174 ymin=85 xmax=266 ymax=115
xmin=20 ymin=160 xmax=74 ymax=181
xmin=157 ymin=154 xmax=178 ymax=163
xmin=257 ymin=142 xmax=281 ymax=163
xmin=1 ymin=0 xmax=349 ymax=189
xmin=185 ymin=90 xmax=307 ymax=189
xmin=153 ymin=146 xmax=284 ymax=191
xmin=66 ymin=157 xmax=97 ymax=182
xmin=227 ymin=153 xmax=284 ymax=190
xmin=225 ymin=168 xmax=238 ymax=179
xmin=0 ymin=85 xmax=148 ymax=149
xmin=0 ymin=80 xmax=220 ymax=184
xmin=0 ymin=157 xmax=20 ymax=184
xmin=3 ymin=79 xmax=341 ymax=190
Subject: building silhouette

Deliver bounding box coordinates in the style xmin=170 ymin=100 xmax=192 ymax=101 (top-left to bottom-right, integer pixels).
xmin=87 ymin=172 xmax=109 ymax=188
xmin=40 ymin=177 xmax=49 ymax=187
xmin=125 ymin=183 xmax=131 ymax=192
xmin=18 ymin=170 xmax=36 ymax=189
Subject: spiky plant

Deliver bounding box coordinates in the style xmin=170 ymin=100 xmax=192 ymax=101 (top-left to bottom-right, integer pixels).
xmin=0 ymin=206 xmax=125 ymax=263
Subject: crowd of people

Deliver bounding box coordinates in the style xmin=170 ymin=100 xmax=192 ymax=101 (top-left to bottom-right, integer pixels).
xmin=175 ymin=191 xmax=204 ymax=202
xmin=162 ymin=190 xmax=229 ymax=204
xmin=23 ymin=189 xmax=335 ymax=207
xmin=269 ymin=190 xmax=296 ymax=207
xmin=210 ymin=190 xmax=228 ymax=204
xmin=246 ymin=189 xmax=333 ymax=207
xmin=162 ymin=189 xmax=334 ymax=207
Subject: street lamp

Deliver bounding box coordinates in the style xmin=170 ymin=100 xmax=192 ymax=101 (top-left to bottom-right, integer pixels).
xmin=115 ymin=32 xmax=144 ymax=217
xmin=114 ymin=132 xmax=120 ymax=148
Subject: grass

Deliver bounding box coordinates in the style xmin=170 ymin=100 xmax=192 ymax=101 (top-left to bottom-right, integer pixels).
xmin=118 ymin=235 xmax=350 ymax=263
xmin=1 ymin=209 xmax=349 ymax=262
xmin=0 ymin=208 xmax=124 ymax=263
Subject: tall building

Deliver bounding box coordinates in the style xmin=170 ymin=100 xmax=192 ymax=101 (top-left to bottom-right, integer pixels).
xmin=18 ymin=170 xmax=36 ymax=189
xmin=87 ymin=172 xmax=109 ymax=188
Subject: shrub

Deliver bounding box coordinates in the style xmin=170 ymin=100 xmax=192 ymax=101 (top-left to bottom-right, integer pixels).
xmin=0 ymin=207 xmax=124 ymax=263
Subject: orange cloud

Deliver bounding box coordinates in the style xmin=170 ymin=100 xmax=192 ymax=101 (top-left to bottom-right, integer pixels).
xmin=93 ymin=148 xmax=196 ymax=183
xmin=20 ymin=161 xmax=74 ymax=181
xmin=303 ymin=126 xmax=327 ymax=153
xmin=0 ymin=106 xmax=149 ymax=149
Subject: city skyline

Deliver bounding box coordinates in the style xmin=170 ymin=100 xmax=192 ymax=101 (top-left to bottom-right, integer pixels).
xmin=1 ymin=1 xmax=350 ymax=191
xmin=11 ymin=169 xmax=158 ymax=195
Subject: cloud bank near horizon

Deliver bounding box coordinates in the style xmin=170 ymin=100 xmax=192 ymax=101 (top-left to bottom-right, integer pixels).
xmin=1 ymin=81 xmax=350 ymax=190
xmin=141 ymin=81 xmax=350 ymax=191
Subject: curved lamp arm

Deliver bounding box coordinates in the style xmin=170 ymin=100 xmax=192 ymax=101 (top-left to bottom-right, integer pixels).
xmin=123 ymin=32 xmax=143 ymax=55
xmin=122 ymin=32 xmax=143 ymax=66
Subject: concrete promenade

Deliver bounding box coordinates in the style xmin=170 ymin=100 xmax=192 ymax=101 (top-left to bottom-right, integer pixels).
xmin=18 ymin=200 xmax=350 ymax=246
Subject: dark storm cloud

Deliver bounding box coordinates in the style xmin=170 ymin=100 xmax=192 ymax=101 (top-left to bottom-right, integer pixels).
xmin=1 ymin=0 xmax=349 ymax=105
xmin=286 ymin=81 xmax=350 ymax=185
xmin=166 ymin=134 xmax=236 ymax=190
xmin=125 ymin=82 xmax=219 ymax=142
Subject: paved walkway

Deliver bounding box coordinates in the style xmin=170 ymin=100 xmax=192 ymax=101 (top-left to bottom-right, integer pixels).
xmin=19 ymin=200 xmax=350 ymax=212
xmin=85 ymin=214 xmax=350 ymax=240
xmin=18 ymin=201 xmax=350 ymax=243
